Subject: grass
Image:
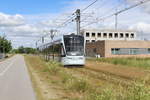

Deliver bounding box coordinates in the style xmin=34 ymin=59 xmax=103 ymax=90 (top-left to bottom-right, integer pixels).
xmin=86 ymin=82 xmax=150 ymax=100
xmin=68 ymin=78 xmax=90 ymax=93
xmin=46 ymin=60 xmax=90 ymax=93
xmin=25 ymin=55 xmax=46 ymax=100
xmin=25 ymin=55 xmax=150 ymax=100
xmin=91 ymin=57 xmax=150 ymax=69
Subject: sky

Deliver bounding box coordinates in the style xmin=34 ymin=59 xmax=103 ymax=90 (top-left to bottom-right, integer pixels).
xmin=0 ymin=0 xmax=67 ymax=14
xmin=0 ymin=0 xmax=150 ymax=48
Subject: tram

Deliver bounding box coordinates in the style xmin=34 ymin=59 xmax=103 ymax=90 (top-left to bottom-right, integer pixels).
xmin=38 ymin=34 xmax=85 ymax=66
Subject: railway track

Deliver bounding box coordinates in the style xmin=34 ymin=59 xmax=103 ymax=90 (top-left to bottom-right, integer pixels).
xmin=64 ymin=61 xmax=150 ymax=87
xmin=65 ymin=66 xmax=133 ymax=87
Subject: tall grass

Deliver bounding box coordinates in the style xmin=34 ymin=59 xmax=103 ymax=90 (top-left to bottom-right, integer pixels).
xmin=86 ymin=82 xmax=150 ymax=100
xmin=46 ymin=60 xmax=62 ymax=75
xmin=68 ymin=78 xmax=90 ymax=93
xmin=46 ymin=61 xmax=90 ymax=93
xmin=46 ymin=59 xmax=150 ymax=100
xmin=95 ymin=58 xmax=150 ymax=69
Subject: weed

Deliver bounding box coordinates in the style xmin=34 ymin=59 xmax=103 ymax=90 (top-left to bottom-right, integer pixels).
xmin=87 ymin=88 xmax=116 ymax=100
xmin=47 ymin=60 xmax=61 ymax=75
xmin=59 ymin=71 xmax=74 ymax=84
xmin=126 ymin=82 xmax=150 ymax=100
xmin=68 ymin=78 xmax=90 ymax=93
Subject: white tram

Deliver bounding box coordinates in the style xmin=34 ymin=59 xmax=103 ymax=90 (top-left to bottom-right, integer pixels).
xmin=38 ymin=34 xmax=85 ymax=66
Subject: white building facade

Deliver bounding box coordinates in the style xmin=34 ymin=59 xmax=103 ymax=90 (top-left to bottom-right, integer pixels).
xmin=81 ymin=29 xmax=136 ymax=43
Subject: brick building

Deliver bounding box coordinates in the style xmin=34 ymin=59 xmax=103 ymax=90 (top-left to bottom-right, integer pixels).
xmin=86 ymin=40 xmax=150 ymax=58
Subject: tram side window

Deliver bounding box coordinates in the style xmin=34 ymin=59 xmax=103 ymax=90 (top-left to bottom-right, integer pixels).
xmin=61 ymin=45 xmax=66 ymax=57
xmin=49 ymin=46 xmax=53 ymax=54
xmin=53 ymin=44 xmax=62 ymax=56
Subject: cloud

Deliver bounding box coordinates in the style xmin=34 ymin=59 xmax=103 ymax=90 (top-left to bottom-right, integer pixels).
xmin=0 ymin=13 xmax=25 ymax=27
xmin=12 ymin=24 xmax=42 ymax=33
xmin=0 ymin=13 xmax=45 ymax=48
xmin=1 ymin=0 xmax=150 ymax=48
xmin=129 ymin=22 xmax=150 ymax=33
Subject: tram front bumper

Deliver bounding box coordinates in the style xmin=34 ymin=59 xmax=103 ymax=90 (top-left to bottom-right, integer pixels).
xmin=62 ymin=56 xmax=85 ymax=66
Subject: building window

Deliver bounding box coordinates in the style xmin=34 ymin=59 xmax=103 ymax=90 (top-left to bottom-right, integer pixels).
xmin=109 ymin=33 xmax=113 ymax=38
xmin=111 ymin=48 xmax=150 ymax=55
xmin=148 ymin=48 xmax=150 ymax=53
xmin=131 ymin=33 xmax=134 ymax=38
xmin=103 ymin=33 xmax=107 ymax=38
xmin=111 ymin=48 xmax=115 ymax=54
xmin=120 ymin=33 xmax=124 ymax=38
xmin=125 ymin=33 xmax=129 ymax=38
xmin=115 ymin=48 xmax=120 ymax=54
xmin=92 ymin=40 xmax=95 ymax=42
xmin=92 ymin=33 xmax=95 ymax=37
xmin=98 ymin=33 xmax=101 ymax=37
xmin=114 ymin=33 xmax=118 ymax=38
xmin=86 ymin=32 xmax=90 ymax=37
xmin=86 ymin=40 xmax=90 ymax=43
xmin=130 ymin=48 xmax=138 ymax=55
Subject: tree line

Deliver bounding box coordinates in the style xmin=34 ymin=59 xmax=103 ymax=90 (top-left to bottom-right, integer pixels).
xmin=0 ymin=36 xmax=37 ymax=54
xmin=12 ymin=46 xmax=37 ymax=54
xmin=0 ymin=36 xmax=12 ymax=53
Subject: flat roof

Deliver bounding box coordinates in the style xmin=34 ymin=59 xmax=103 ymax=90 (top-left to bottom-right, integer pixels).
xmin=82 ymin=29 xmax=136 ymax=33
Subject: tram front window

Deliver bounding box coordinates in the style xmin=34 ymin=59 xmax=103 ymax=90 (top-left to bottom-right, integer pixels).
xmin=64 ymin=35 xmax=84 ymax=56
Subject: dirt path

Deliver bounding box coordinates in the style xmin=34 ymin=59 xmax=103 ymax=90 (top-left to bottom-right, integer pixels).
xmin=86 ymin=60 xmax=150 ymax=81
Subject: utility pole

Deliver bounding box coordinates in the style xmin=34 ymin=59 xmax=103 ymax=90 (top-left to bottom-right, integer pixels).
xmin=42 ymin=37 xmax=44 ymax=43
xmin=115 ymin=7 xmax=118 ymax=30
xmin=35 ymin=42 xmax=37 ymax=49
xmin=115 ymin=13 xmax=118 ymax=30
xmin=50 ymin=29 xmax=57 ymax=60
xmin=50 ymin=29 xmax=55 ymax=41
xmin=75 ymin=9 xmax=81 ymax=35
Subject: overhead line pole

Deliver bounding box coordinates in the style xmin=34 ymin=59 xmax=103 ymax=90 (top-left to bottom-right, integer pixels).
xmin=115 ymin=8 xmax=118 ymax=30
xmin=75 ymin=0 xmax=99 ymax=35
xmin=75 ymin=9 xmax=81 ymax=35
xmin=37 ymin=0 xmax=100 ymax=43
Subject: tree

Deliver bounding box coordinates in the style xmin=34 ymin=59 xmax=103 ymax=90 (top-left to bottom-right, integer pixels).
xmin=0 ymin=36 xmax=12 ymax=53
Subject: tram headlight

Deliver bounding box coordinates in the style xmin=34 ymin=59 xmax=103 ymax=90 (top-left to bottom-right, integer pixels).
xmin=79 ymin=57 xmax=83 ymax=59
xmin=67 ymin=57 xmax=73 ymax=59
